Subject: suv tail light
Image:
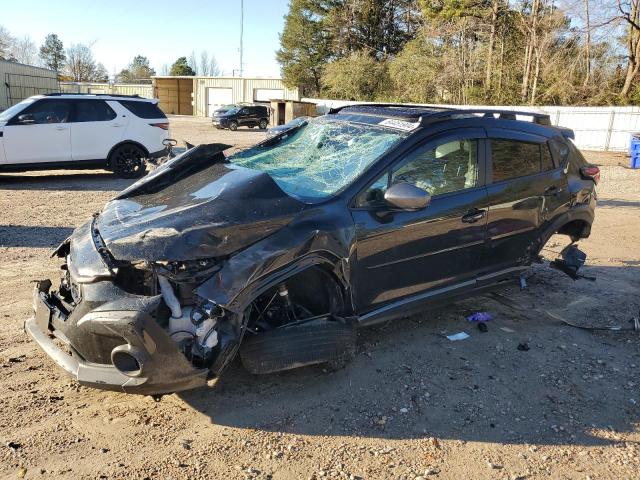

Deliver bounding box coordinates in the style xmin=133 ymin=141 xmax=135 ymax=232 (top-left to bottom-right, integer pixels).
xmin=580 ymin=165 xmax=600 ymax=184
xmin=150 ymin=122 xmax=169 ymax=130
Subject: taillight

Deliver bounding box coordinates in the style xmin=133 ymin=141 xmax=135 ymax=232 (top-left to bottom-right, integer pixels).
xmin=580 ymin=165 xmax=600 ymax=184
xmin=150 ymin=122 xmax=169 ymax=130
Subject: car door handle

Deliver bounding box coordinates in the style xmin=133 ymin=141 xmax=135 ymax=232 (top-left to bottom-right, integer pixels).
xmin=55 ymin=126 xmax=68 ymax=131
xmin=112 ymin=123 xmax=122 ymax=127
xmin=461 ymin=208 xmax=486 ymax=223
xmin=544 ymin=185 xmax=563 ymax=196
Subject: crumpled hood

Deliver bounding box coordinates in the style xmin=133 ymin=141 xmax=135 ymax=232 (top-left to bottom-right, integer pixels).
xmin=95 ymin=144 xmax=306 ymax=262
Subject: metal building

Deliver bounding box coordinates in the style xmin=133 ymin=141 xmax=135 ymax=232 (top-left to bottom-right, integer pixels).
xmin=151 ymin=76 xmax=300 ymax=117
xmin=60 ymin=82 xmax=153 ymax=98
xmin=0 ymin=60 xmax=59 ymax=110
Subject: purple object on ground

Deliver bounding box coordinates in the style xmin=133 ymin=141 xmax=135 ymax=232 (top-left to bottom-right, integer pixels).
xmin=467 ymin=312 xmax=493 ymax=322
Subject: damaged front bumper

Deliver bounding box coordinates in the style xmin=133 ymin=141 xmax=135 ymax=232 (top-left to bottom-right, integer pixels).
xmin=26 ymin=280 xmax=209 ymax=395
xmin=24 ymin=220 xmax=213 ymax=395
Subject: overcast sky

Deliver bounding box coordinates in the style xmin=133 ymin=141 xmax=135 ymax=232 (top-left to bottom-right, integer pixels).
xmin=3 ymin=0 xmax=289 ymax=77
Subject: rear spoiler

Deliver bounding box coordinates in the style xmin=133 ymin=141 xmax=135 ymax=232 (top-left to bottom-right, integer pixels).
xmin=558 ymin=127 xmax=575 ymax=140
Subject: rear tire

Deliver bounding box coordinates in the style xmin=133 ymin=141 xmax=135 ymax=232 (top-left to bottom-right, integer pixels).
xmin=229 ymin=121 xmax=238 ymax=131
xmin=240 ymin=320 xmax=356 ymax=375
xmin=109 ymin=144 xmax=147 ymax=179
xmin=258 ymin=119 xmax=268 ymax=129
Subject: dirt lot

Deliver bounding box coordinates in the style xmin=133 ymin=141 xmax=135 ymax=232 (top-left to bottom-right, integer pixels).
xmin=1 ymin=115 xmax=639 ymax=480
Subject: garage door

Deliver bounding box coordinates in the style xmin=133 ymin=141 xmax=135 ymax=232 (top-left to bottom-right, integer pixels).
xmin=207 ymin=88 xmax=233 ymax=117
xmin=254 ymin=88 xmax=284 ymax=102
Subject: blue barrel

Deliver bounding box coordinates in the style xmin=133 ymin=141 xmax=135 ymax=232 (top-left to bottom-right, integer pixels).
xmin=630 ymin=133 xmax=640 ymax=169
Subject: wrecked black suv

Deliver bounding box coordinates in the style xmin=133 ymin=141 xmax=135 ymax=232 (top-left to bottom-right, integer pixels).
xmin=26 ymin=105 xmax=598 ymax=395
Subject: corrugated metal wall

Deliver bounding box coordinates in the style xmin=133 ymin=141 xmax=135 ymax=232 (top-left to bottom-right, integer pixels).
xmin=0 ymin=60 xmax=59 ymax=110
xmin=60 ymin=82 xmax=153 ymax=98
xmin=193 ymin=77 xmax=299 ymax=116
xmin=304 ymin=98 xmax=640 ymax=152
xmin=152 ymin=78 xmax=194 ymax=115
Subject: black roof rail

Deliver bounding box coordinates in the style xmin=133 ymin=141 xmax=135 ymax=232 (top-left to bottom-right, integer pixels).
xmin=44 ymin=92 xmax=143 ymax=99
xmin=419 ymin=108 xmax=552 ymax=126
xmin=329 ymin=103 xmax=552 ymax=126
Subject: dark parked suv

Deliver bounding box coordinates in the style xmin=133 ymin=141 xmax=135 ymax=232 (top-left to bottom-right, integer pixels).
xmin=212 ymin=104 xmax=269 ymax=131
xmin=27 ymin=105 xmax=598 ymax=395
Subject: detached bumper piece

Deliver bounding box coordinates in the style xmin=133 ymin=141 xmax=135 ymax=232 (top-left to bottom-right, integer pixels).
xmin=26 ymin=282 xmax=208 ymax=395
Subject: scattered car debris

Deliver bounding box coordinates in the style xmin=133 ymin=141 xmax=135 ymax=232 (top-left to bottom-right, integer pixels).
xmin=467 ymin=312 xmax=493 ymax=322
xmin=500 ymin=327 xmax=516 ymax=333
xmin=519 ymin=275 xmax=528 ymax=290
xmin=517 ymin=342 xmax=530 ymax=351
xmin=7 ymin=441 xmax=21 ymax=452
xmin=545 ymin=309 xmax=639 ymax=332
xmin=446 ymin=332 xmax=470 ymax=341
xmin=477 ymin=322 xmax=488 ymax=333
xmin=550 ymin=244 xmax=596 ymax=281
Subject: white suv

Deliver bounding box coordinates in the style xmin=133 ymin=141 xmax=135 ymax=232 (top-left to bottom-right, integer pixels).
xmin=0 ymin=93 xmax=169 ymax=178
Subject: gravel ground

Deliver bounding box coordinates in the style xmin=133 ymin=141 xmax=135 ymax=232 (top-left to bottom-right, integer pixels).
xmin=0 ymin=116 xmax=639 ymax=480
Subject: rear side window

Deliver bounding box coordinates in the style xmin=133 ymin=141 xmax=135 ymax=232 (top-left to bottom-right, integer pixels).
xmin=119 ymin=100 xmax=167 ymax=119
xmin=491 ymin=139 xmax=550 ymax=182
xmin=73 ymin=100 xmax=116 ymax=122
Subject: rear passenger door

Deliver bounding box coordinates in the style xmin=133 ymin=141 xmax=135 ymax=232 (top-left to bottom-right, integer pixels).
xmin=481 ymin=129 xmax=569 ymax=277
xmin=70 ymin=100 xmax=124 ymax=161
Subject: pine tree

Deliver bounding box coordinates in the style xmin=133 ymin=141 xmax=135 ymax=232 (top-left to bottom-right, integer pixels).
xmin=39 ymin=33 xmax=65 ymax=71
xmin=276 ymin=0 xmax=333 ymax=96
xmin=169 ymin=57 xmax=195 ymax=76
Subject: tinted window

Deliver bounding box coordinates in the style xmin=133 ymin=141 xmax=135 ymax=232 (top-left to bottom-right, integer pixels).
xmin=357 ymin=139 xmax=479 ymax=207
xmin=12 ymin=100 xmax=70 ymax=125
xmin=491 ymin=140 xmax=541 ymax=182
xmin=73 ymin=100 xmax=116 ymax=122
xmin=119 ymin=100 xmax=167 ymax=119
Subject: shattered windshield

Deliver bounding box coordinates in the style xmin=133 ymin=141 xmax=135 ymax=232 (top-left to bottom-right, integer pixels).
xmin=228 ymin=117 xmax=406 ymax=201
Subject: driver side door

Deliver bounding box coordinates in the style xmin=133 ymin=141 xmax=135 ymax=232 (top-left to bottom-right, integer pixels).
xmin=3 ymin=99 xmax=72 ymax=164
xmin=351 ymin=129 xmax=489 ymax=314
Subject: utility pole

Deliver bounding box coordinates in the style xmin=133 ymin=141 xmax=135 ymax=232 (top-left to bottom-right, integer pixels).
xmin=239 ymin=0 xmax=244 ymax=77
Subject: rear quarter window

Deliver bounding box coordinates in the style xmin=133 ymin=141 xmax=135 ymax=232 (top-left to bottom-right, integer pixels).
xmin=119 ymin=100 xmax=167 ymax=119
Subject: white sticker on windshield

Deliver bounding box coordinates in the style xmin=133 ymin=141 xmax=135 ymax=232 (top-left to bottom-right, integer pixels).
xmin=378 ymin=118 xmax=419 ymax=132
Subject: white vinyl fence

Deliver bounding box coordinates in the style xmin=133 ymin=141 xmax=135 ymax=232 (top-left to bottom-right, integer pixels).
xmin=303 ymin=98 xmax=640 ymax=152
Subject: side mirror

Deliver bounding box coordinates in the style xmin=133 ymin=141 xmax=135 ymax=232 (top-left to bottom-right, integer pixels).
xmin=17 ymin=114 xmax=35 ymax=125
xmin=384 ymin=182 xmax=431 ymax=210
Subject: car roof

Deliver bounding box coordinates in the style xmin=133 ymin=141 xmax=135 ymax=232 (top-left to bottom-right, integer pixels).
xmin=330 ymin=103 xmax=553 ymax=126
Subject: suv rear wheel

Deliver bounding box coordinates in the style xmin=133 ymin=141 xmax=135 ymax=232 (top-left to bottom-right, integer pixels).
xmin=258 ymin=119 xmax=268 ymax=129
xmin=109 ymin=144 xmax=148 ymax=179
xmin=229 ymin=120 xmax=238 ymax=131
